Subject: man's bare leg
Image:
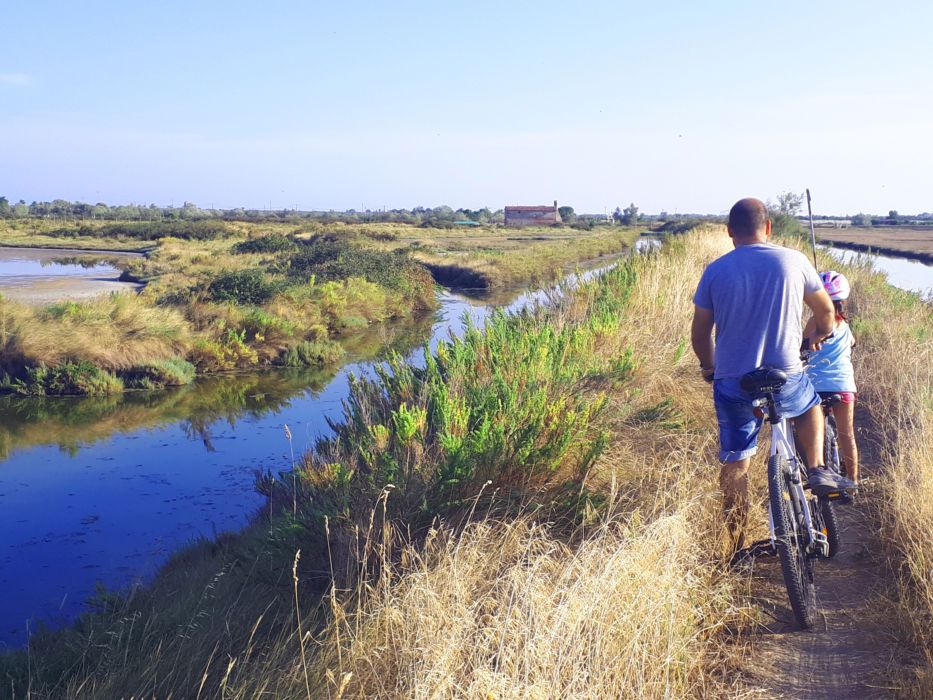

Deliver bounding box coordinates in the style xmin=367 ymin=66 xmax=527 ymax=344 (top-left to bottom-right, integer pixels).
xmin=720 ymin=457 xmax=750 ymax=554
xmin=793 ymin=404 xmax=825 ymax=468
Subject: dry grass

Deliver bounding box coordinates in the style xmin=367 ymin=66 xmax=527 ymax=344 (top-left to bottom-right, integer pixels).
xmin=296 ymin=226 xmax=746 ymax=700
xmin=308 ymin=512 xmax=732 ymax=700
xmin=0 ymin=291 xmax=188 ymax=370
xmin=830 ymin=254 xmax=933 ymax=693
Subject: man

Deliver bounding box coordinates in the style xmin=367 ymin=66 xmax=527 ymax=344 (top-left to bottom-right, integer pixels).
xmin=691 ymin=197 xmax=856 ymax=552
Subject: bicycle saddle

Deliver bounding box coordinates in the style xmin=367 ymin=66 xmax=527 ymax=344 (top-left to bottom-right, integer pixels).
xmin=740 ymin=367 xmax=788 ymax=395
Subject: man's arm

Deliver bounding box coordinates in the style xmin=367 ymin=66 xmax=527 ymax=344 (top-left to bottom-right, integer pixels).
xmin=803 ymin=287 xmax=835 ymax=344
xmin=691 ymin=304 xmax=715 ymax=380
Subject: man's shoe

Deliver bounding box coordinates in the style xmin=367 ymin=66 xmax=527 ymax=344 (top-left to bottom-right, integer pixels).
xmin=807 ymin=467 xmax=857 ymax=496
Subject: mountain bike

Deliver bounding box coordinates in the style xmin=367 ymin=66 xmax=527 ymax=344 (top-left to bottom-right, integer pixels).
xmin=733 ymin=367 xmax=833 ymax=629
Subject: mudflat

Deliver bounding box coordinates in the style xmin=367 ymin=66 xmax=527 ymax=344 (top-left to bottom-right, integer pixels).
xmin=816 ymin=226 xmax=933 ymax=260
xmin=0 ymin=247 xmax=143 ymax=304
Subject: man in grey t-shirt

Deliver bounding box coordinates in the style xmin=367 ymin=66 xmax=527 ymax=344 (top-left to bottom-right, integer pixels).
xmin=691 ymin=197 xmax=856 ymax=553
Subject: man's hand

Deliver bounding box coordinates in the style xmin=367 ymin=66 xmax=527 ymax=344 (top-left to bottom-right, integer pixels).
xmin=700 ymin=366 xmax=715 ymax=383
xmin=803 ymin=287 xmax=835 ymax=341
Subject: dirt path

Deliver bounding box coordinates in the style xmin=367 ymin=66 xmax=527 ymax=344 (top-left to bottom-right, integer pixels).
xmin=734 ymin=498 xmax=910 ymax=699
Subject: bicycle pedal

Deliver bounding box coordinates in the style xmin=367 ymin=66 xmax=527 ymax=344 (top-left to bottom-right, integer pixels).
xmin=823 ymin=491 xmax=854 ymax=505
xmin=729 ymin=539 xmax=776 ymax=567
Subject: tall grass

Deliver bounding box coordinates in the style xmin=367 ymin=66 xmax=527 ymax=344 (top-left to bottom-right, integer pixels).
xmin=830 ymin=256 xmax=933 ymax=695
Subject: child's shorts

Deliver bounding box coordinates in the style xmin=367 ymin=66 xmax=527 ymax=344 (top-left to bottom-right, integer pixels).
xmin=818 ymin=391 xmax=857 ymax=404
xmin=713 ymin=372 xmax=820 ymax=462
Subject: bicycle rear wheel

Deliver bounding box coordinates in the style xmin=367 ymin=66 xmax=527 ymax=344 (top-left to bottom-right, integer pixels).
xmin=768 ymin=453 xmax=817 ymax=629
xmin=824 ymin=414 xmax=842 ymax=474
xmin=822 ymin=414 xmax=842 ymax=557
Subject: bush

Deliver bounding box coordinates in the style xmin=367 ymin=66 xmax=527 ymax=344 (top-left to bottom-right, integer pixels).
xmin=232 ymin=233 xmax=297 ymax=254
xmin=8 ymin=361 xmax=124 ymax=396
xmin=279 ymin=339 xmax=345 ymax=367
xmin=48 ymin=221 xmax=230 ymax=241
xmin=286 ymin=235 xmax=424 ymax=291
xmin=208 ymin=269 xmax=281 ymax=305
xmin=122 ymin=357 xmax=196 ymax=390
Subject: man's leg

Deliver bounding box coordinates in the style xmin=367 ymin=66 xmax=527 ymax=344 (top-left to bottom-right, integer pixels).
xmin=793 ymin=403 xmax=825 ymax=468
xmin=720 ymin=457 xmax=750 ymax=553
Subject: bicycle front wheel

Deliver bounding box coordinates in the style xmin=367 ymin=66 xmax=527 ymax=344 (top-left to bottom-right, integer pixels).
xmin=768 ymin=453 xmax=817 ymax=629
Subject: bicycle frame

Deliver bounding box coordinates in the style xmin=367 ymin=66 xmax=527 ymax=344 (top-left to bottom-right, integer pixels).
xmin=758 ymin=398 xmax=830 ymax=559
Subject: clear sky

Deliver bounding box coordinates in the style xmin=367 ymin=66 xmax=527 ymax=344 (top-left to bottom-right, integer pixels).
xmin=2 ymin=1 xmax=931 ymax=215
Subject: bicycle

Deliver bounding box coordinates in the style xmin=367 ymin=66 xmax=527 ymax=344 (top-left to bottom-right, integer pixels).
xmin=731 ymin=367 xmax=844 ymax=629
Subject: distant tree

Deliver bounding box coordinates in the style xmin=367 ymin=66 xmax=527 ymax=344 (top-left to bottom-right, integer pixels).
xmin=768 ymin=191 xmax=804 ymax=238
xmin=658 ymin=210 xmax=668 ymax=219
xmin=558 ymin=205 xmax=576 ymax=223
xmin=0 ymin=196 xmax=10 ymax=217
xmin=12 ymin=200 xmax=28 ymax=217
xmin=888 ymin=209 xmax=899 ymax=222
xmin=774 ymin=191 xmax=804 ymax=216
xmin=851 ymin=213 xmax=872 ymax=227
xmin=612 ymin=206 xmax=623 ymax=224
xmin=621 ymin=203 xmax=639 ymax=225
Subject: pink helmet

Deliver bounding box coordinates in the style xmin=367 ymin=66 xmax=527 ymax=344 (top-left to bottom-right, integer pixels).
xmin=820 ymin=270 xmax=850 ymax=301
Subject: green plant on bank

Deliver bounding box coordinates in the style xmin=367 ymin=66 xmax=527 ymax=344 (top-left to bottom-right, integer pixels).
xmin=208 ymin=269 xmax=283 ymax=305
xmin=3 ymin=360 xmax=124 ymax=396
xmin=251 ymin=261 xmax=641 ymax=590
xmin=232 ymin=232 xmax=298 ymax=254
xmin=279 ymin=339 xmax=345 ymax=367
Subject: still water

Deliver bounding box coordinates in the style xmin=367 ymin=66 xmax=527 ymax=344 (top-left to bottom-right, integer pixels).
xmin=0 ymin=247 xmax=141 ymax=303
xmin=820 ymin=245 xmax=933 ymax=298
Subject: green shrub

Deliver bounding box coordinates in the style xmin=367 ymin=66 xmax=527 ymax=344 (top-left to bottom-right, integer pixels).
xmin=239 ymin=308 xmax=296 ymax=342
xmin=279 ymin=339 xmax=345 ymax=367
xmin=47 ymin=221 xmax=229 ymax=241
xmin=8 ymin=361 xmax=124 ymax=396
xmin=232 ymin=233 xmax=297 ymax=254
xmin=123 ymin=357 xmax=196 ymax=390
xmin=285 ymin=234 xmax=424 ymax=291
xmin=208 ymin=269 xmax=281 ymax=305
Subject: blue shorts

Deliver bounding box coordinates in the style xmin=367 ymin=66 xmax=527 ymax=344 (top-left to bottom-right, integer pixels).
xmin=713 ymin=372 xmax=820 ymax=462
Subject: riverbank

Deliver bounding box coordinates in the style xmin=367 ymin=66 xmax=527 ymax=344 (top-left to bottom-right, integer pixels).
xmin=6 ymin=227 xmax=928 ymax=698
xmin=816 ymin=225 xmax=933 ymax=265
xmin=0 ymin=220 xmax=639 ymax=396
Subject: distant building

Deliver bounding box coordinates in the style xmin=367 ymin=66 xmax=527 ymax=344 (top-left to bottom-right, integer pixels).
xmin=504 ymin=200 xmax=561 ymax=226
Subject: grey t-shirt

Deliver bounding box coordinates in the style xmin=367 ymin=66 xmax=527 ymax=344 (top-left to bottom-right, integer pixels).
xmin=693 ymin=243 xmax=823 ymax=379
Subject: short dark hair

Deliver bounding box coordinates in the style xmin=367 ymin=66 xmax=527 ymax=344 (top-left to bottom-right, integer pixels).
xmin=728 ymin=198 xmax=769 ymax=238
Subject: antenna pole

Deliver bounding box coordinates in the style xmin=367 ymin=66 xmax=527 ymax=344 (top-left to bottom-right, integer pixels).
xmin=806 ymin=188 xmax=818 ymax=269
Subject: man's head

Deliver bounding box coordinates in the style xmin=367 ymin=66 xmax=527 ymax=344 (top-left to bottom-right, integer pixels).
xmin=727 ymin=198 xmax=771 ymax=245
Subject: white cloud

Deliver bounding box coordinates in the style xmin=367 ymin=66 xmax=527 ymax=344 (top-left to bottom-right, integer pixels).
xmin=0 ymin=73 xmax=31 ymax=86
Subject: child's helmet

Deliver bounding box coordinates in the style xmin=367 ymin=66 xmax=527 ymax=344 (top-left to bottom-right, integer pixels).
xmin=820 ymin=270 xmax=850 ymax=301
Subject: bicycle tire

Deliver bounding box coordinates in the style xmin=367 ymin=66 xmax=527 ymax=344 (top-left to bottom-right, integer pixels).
xmin=821 ymin=415 xmax=842 ymax=557
xmin=824 ymin=414 xmax=842 ymax=475
xmin=821 ymin=499 xmax=841 ymax=558
xmin=768 ymin=452 xmax=817 ymax=629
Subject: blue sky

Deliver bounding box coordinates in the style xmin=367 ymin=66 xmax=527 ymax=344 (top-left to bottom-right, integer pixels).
xmin=2 ymin=1 xmax=931 ymax=214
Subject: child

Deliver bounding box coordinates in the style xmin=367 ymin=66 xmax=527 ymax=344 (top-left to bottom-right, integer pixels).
xmin=804 ymin=270 xmax=860 ymax=485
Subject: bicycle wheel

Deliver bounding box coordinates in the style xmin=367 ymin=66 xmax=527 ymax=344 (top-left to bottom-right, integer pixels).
xmin=768 ymin=453 xmax=817 ymax=629
xmin=820 ymin=499 xmax=841 ymax=558
xmin=821 ymin=414 xmax=842 ymax=557
xmin=824 ymin=414 xmax=842 ymax=474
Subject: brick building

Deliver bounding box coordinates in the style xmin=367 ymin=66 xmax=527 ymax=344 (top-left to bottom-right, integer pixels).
xmin=504 ymin=200 xmax=561 ymax=226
